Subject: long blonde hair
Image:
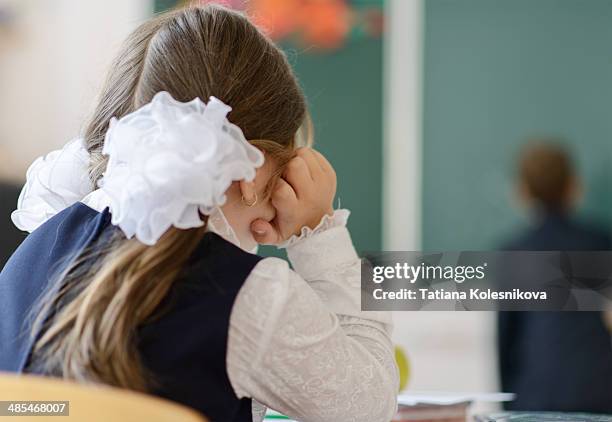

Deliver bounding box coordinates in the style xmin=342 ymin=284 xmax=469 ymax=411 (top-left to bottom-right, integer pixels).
xmin=30 ymin=4 xmax=309 ymax=392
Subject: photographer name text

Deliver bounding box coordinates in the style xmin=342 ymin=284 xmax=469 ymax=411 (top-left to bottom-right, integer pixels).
xmin=372 ymin=288 xmax=548 ymax=301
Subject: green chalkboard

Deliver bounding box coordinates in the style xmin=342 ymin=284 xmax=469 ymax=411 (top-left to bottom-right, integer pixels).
xmin=152 ymin=2 xmax=383 ymax=255
xmin=424 ymin=0 xmax=612 ymax=250
xmin=285 ymin=40 xmax=383 ymax=253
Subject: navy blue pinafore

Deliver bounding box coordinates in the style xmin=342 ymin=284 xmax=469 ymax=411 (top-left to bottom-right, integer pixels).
xmin=0 ymin=202 xmax=262 ymax=421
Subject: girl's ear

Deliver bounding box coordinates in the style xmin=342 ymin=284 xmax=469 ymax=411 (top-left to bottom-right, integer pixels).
xmin=239 ymin=179 xmax=257 ymax=203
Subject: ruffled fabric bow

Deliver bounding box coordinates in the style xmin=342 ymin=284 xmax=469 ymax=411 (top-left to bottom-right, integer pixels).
xmin=12 ymin=92 xmax=264 ymax=246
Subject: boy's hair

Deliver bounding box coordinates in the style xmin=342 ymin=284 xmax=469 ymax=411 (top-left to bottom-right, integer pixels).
xmin=30 ymin=4 xmax=310 ymax=392
xmin=518 ymin=139 xmax=575 ymax=210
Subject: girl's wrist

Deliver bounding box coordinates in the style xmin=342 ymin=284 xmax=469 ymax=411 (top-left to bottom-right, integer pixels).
xmin=302 ymin=208 xmax=335 ymax=234
xmin=280 ymin=208 xmax=352 ymax=252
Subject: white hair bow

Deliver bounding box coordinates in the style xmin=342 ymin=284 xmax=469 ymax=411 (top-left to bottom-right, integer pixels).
xmin=11 ymin=91 xmax=264 ymax=246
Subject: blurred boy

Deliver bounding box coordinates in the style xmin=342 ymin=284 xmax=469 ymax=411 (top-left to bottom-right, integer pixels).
xmin=498 ymin=140 xmax=612 ymax=413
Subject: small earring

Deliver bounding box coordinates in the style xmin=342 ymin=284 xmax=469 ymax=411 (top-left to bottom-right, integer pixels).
xmin=241 ymin=193 xmax=258 ymax=207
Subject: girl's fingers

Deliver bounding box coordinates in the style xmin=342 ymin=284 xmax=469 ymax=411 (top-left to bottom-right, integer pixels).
xmin=311 ymin=149 xmax=335 ymax=176
xmin=282 ymin=157 xmax=311 ymax=198
xmin=271 ymin=177 xmax=298 ymax=209
xmin=296 ymin=147 xmax=324 ymax=180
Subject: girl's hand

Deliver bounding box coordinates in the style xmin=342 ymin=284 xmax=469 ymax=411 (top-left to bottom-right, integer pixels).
xmin=250 ymin=147 xmax=337 ymax=245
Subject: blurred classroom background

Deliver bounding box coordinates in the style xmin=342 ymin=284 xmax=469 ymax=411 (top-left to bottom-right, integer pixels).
xmin=1 ymin=0 xmax=612 ymax=412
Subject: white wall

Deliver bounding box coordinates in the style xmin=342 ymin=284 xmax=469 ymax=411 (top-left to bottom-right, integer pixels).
xmin=0 ymin=0 xmax=152 ymax=181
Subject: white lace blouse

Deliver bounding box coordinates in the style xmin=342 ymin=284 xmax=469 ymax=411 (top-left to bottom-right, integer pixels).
xmin=204 ymin=207 xmax=399 ymax=422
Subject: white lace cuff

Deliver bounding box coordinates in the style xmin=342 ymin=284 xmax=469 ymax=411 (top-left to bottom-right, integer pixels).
xmin=284 ymin=214 xmax=358 ymax=281
xmin=277 ymin=208 xmax=350 ymax=249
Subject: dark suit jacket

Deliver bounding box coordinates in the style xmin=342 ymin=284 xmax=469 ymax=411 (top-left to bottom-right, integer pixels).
xmin=499 ymin=212 xmax=612 ymax=413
